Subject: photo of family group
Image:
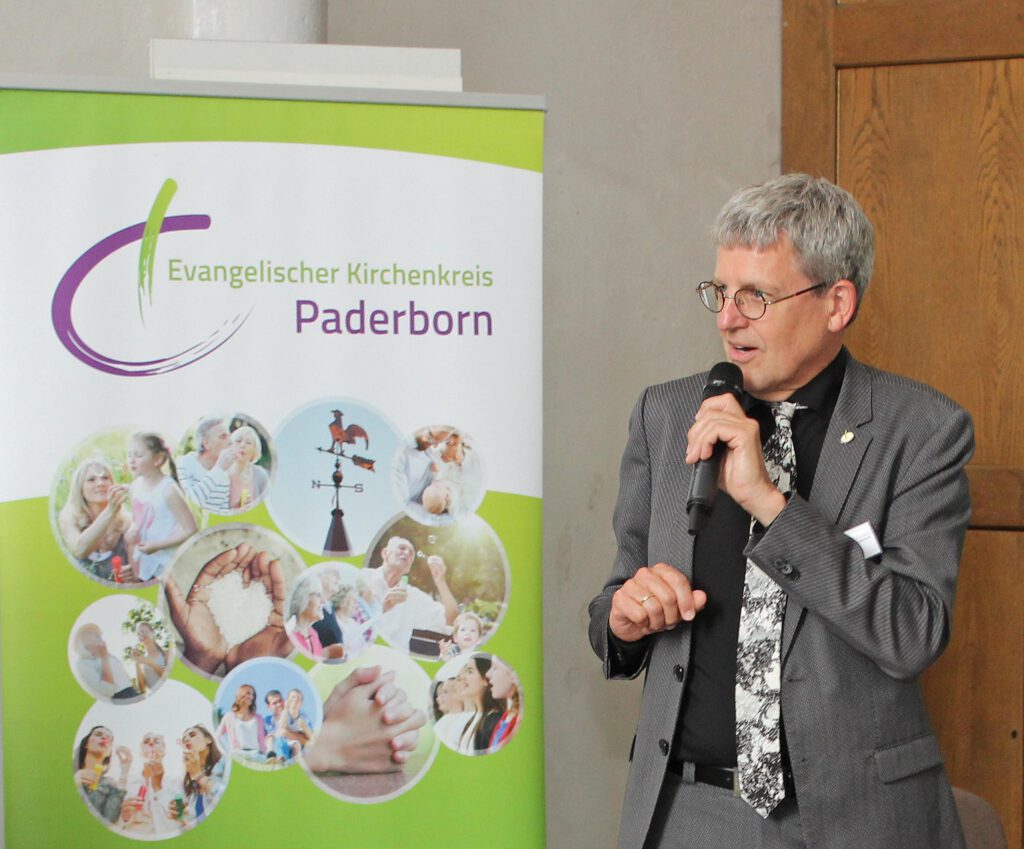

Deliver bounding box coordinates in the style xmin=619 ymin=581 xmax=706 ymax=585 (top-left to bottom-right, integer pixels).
xmin=175 ymin=414 xmax=275 ymax=515
xmin=306 ymin=645 xmax=436 ymax=803
xmin=363 ymin=513 xmax=509 ymax=658
xmin=213 ymin=657 xmax=322 ymax=770
xmin=73 ymin=681 xmax=230 ymax=839
xmin=393 ymin=424 xmax=486 ymax=526
xmin=161 ymin=525 xmax=306 ymax=678
xmin=286 ymin=561 xmax=380 ymax=663
xmin=431 ymin=653 xmax=523 ymax=756
xmin=69 ymin=596 xmax=173 ymax=704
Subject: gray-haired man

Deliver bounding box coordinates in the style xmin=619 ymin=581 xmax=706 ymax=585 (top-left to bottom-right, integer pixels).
xmin=590 ymin=174 xmax=972 ymax=849
xmin=177 ymin=416 xmax=236 ymax=512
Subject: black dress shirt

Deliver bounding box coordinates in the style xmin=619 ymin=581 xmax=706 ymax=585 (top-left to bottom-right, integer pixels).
xmin=672 ymin=348 xmax=847 ymax=766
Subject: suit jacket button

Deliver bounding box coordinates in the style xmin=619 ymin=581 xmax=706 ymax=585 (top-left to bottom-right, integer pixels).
xmin=658 ymin=739 xmax=670 ymax=755
xmin=673 ymin=664 xmax=685 ymax=681
xmin=775 ymin=559 xmax=794 ymax=576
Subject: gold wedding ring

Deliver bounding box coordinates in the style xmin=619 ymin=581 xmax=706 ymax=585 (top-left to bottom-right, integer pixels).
xmin=638 ymin=594 xmax=652 ymax=604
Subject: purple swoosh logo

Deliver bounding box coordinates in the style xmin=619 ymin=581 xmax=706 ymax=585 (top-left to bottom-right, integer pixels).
xmin=51 ymin=214 xmax=250 ymax=376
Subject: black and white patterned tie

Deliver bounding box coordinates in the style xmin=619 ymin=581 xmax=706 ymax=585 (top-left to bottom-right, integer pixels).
xmin=735 ymin=400 xmax=803 ymax=818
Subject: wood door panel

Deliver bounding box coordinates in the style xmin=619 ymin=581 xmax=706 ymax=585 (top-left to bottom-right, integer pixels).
xmin=968 ymin=466 xmax=1024 ymax=530
xmin=786 ymin=5 xmax=1024 ymax=844
xmin=781 ymin=0 xmax=835 ymax=176
xmin=838 ymin=59 xmax=1024 ymax=467
xmin=833 ymin=1 xmax=1024 ymax=66
xmin=922 ymin=530 xmax=1024 ymax=849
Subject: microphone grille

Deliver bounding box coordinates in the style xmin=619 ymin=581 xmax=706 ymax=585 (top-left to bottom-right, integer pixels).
xmin=707 ymin=361 xmax=743 ymax=392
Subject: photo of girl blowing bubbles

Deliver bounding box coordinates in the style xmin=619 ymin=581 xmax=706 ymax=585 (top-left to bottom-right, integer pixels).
xmin=52 ymin=427 xmax=199 ymax=587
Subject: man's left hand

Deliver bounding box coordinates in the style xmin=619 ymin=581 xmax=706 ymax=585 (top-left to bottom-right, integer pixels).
xmin=685 ymin=393 xmax=787 ymax=526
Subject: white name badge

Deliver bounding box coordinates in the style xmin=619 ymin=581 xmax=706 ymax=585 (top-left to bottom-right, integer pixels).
xmin=845 ymin=521 xmax=882 ymax=559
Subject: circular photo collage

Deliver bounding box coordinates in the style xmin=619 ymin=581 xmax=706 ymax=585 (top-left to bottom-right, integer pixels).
xmin=54 ymin=399 xmax=523 ymax=836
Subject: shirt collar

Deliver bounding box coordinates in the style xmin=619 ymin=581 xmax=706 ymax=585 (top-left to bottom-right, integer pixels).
xmin=743 ymin=347 xmax=848 ymax=419
xmin=788 ymin=347 xmax=847 ymax=417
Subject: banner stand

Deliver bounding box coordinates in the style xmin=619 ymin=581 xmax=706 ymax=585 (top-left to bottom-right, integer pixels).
xmin=0 ymin=74 xmax=545 ymax=849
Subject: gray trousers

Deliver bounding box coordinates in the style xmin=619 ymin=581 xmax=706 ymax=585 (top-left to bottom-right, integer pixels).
xmin=643 ymin=766 xmax=807 ymax=849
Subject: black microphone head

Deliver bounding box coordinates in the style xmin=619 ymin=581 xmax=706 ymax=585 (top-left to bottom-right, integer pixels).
xmin=702 ymin=361 xmax=743 ymax=401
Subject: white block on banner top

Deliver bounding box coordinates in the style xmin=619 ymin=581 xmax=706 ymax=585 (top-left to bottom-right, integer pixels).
xmin=150 ymin=39 xmax=464 ymax=91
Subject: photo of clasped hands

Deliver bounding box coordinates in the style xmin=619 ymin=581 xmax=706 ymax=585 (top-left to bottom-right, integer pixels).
xmin=306 ymin=664 xmax=426 ymax=774
xmin=610 ymin=391 xmax=786 ymax=643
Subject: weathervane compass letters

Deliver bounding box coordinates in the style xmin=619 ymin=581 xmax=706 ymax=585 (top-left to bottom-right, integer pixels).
xmin=312 ymin=409 xmax=376 ymax=556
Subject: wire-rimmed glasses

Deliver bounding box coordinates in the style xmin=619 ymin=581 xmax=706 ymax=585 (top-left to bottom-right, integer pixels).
xmin=696 ymin=280 xmax=829 ymax=320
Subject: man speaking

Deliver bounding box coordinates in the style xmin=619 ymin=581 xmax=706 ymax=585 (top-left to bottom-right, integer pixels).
xmin=589 ymin=174 xmax=973 ymax=849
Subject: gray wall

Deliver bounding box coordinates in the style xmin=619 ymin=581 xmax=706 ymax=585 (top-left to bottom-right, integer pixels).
xmin=0 ymin=2 xmax=780 ymax=846
xmin=331 ymin=6 xmax=780 ymax=847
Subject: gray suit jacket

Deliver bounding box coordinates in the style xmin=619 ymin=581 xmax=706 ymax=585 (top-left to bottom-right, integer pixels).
xmin=589 ymin=355 xmax=974 ymax=849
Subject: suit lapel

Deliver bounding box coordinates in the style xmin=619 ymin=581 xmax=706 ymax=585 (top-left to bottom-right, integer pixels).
xmin=808 ymin=357 xmax=874 ymax=525
xmin=782 ymin=356 xmax=875 ymax=663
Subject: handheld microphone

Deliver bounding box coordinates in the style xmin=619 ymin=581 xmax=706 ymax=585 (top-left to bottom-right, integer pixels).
xmin=686 ymin=361 xmax=744 ymax=535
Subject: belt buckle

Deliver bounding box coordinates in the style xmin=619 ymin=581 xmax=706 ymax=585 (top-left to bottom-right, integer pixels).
xmin=694 ymin=763 xmax=742 ymax=796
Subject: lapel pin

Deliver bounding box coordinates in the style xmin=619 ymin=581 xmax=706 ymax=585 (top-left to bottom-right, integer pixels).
xmin=840 ymin=430 xmax=855 ymax=444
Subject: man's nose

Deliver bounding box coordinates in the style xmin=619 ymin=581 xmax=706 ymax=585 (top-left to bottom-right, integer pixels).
xmin=716 ymin=296 xmax=748 ymax=331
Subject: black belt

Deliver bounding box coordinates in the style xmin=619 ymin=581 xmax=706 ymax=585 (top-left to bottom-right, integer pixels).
xmin=666 ymin=761 xmax=796 ymax=798
xmin=694 ymin=764 xmax=741 ymax=793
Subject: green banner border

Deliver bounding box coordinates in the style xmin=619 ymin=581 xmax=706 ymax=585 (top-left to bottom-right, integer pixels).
xmin=0 ymin=87 xmax=544 ymax=172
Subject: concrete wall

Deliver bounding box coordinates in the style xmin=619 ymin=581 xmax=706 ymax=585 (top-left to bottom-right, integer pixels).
xmin=0 ymin=2 xmax=780 ymax=846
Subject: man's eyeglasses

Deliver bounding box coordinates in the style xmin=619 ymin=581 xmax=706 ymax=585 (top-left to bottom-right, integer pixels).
xmin=696 ymin=280 xmax=830 ymax=321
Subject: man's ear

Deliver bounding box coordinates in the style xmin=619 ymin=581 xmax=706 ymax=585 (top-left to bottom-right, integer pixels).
xmin=828 ymin=279 xmax=858 ymax=332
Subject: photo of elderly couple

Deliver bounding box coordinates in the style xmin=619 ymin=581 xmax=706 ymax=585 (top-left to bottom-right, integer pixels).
xmin=68 ymin=596 xmax=173 ymax=704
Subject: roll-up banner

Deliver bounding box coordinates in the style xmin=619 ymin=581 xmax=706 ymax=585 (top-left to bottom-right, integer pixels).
xmin=0 ymin=77 xmax=544 ymax=847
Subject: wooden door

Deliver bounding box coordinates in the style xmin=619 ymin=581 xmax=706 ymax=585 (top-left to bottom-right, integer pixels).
xmin=783 ymin=2 xmax=1024 ymax=847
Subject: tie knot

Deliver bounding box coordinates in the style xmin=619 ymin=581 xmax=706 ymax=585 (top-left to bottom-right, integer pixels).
xmin=768 ymin=400 xmax=805 ymax=426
